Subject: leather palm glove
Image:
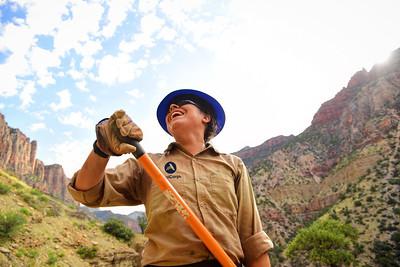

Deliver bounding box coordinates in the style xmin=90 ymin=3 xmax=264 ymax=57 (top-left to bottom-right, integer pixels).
xmin=95 ymin=110 xmax=143 ymax=156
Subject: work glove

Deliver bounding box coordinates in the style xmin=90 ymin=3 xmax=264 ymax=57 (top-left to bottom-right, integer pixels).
xmin=95 ymin=110 xmax=143 ymax=156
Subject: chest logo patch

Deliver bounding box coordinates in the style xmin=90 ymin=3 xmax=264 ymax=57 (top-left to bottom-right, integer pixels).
xmin=164 ymin=162 xmax=177 ymax=174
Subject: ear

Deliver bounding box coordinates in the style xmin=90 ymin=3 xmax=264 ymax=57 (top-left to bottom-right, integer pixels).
xmin=202 ymin=114 xmax=211 ymax=124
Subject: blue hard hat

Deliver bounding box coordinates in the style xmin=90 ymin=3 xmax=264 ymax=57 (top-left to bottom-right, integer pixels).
xmin=157 ymin=89 xmax=225 ymax=136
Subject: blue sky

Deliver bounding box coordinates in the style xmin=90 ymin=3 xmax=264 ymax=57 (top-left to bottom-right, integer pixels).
xmin=1 ymin=0 xmax=400 ymax=213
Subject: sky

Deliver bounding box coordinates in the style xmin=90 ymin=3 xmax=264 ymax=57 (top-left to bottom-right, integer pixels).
xmin=1 ymin=0 xmax=400 ymax=214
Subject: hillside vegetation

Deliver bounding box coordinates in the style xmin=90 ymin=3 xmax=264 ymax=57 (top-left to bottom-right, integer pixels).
xmin=0 ymin=169 xmax=145 ymax=266
xmin=238 ymin=48 xmax=400 ymax=266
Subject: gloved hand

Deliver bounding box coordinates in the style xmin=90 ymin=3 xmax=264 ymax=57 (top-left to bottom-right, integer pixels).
xmin=95 ymin=110 xmax=143 ymax=156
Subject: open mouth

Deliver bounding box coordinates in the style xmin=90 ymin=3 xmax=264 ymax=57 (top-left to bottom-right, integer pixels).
xmin=171 ymin=110 xmax=184 ymax=120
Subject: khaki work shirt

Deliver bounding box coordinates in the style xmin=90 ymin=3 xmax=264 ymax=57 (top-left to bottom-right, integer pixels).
xmin=68 ymin=143 xmax=273 ymax=266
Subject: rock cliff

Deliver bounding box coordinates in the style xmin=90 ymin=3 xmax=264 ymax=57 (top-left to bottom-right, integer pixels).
xmin=239 ymin=48 xmax=400 ymax=261
xmin=0 ymin=114 xmax=75 ymax=204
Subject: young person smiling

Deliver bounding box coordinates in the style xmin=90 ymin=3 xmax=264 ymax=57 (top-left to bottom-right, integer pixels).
xmin=68 ymin=89 xmax=273 ymax=267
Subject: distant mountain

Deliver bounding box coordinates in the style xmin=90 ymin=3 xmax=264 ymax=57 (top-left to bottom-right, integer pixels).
xmin=127 ymin=211 xmax=146 ymax=221
xmin=0 ymin=114 xmax=75 ymax=204
xmin=236 ymin=48 xmax=400 ymax=266
xmin=79 ymin=206 xmax=144 ymax=234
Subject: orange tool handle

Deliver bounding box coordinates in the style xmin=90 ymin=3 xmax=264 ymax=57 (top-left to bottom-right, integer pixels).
xmin=130 ymin=140 xmax=236 ymax=267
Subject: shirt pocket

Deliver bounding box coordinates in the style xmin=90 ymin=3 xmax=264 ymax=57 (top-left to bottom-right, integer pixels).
xmin=209 ymin=171 xmax=238 ymax=221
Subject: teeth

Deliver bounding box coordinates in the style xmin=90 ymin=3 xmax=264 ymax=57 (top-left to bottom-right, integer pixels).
xmin=171 ymin=111 xmax=183 ymax=119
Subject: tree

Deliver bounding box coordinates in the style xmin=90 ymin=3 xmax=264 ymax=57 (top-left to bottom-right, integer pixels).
xmin=138 ymin=215 xmax=147 ymax=234
xmin=103 ymin=218 xmax=133 ymax=242
xmin=285 ymin=219 xmax=359 ymax=266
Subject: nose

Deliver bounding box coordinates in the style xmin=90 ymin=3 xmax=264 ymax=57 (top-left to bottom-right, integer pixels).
xmin=168 ymin=103 xmax=179 ymax=113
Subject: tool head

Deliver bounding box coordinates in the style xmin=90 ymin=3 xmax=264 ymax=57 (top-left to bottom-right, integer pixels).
xmin=157 ymin=89 xmax=225 ymax=137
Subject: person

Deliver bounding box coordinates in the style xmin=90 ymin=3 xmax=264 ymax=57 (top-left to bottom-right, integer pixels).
xmin=68 ymin=89 xmax=273 ymax=267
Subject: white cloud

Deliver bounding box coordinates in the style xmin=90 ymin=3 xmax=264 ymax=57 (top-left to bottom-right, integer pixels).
xmin=119 ymin=33 xmax=155 ymax=53
xmin=29 ymin=46 xmax=60 ymax=87
xmin=96 ymin=54 xmax=146 ymax=85
xmin=19 ymin=82 xmax=36 ymax=110
xmin=158 ymin=26 xmax=177 ymax=41
xmin=24 ymin=0 xmax=70 ymax=35
xmin=138 ymin=0 xmax=160 ymax=13
xmin=32 ymin=110 xmax=49 ymax=120
xmin=84 ymin=107 xmax=95 ymax=115
xmin=127 ymin=89 xmax=144 ymax=98
xmin=50 ymin=89 xmax=72 ymax=111
xmin=58 ymin=111 xmax=93 ymax=129
xmin=80 ymin=56 xmax=95 ymax=70
xmin=0 ymin=63 xmax=19 ymax=96
xmin=0 ymin=23 xmax=35 ymax=56
xmin=76 ymin=81 xmax=89 ymax=92
xmin=140 ymin=13 xmax=165 ymax=35
xmin=101 ymin=0 xmax=133 ymax=38
xmin=75 ymin=40 xmax=102 ymax=71
xmin=159 ymin=0 xmax=202 ymax=27
xmin=30 ymin=122 xmax=46 ymax=132
xmin=49 ymin=139 xmax=92 ymax=177
xmin=68 ymin=69 xmax=84 ymax=80
xmin=89 ymin=95 xmax=97 ymax=102
xmin=53 ymin=1 xmax=104 ymax=57
xmin=0 ymin=103 xmax=4 ymax=109
xmin=75 ymin=40 xmax=102 ymax=57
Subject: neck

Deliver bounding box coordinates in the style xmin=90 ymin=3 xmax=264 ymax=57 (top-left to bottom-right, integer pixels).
xmin=174 ymin=134 xmax=206 ymax=155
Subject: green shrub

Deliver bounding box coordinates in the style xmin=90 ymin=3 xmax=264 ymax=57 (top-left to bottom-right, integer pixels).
xmin=24 ymin=248 xmax=38 ymax=258
xmin=19 ymin=208 xmax=32 ymax=216
xmin=388 ymin=178 xmax=400 ymax=185
xmin=16 ymin=248 xmax=39 ymax=258
xmin=393 ymin=208 xmax=400 ymax=215
xmin=0 ymin=211 xmax=26 ymax=238
xmin=12 ymin=182 xmax=23 ymax=189
xmin=373 ymin=240 xmax=398 ymax=266
xmin=0 ymin=183 xmax=11 ymax=194
xmin=285 ymin=219 xmax=359 ymax=266
xmin=46 ymin=250 xmax=58 ymax=265
xmin=30 ymin=189 xmax=42 ymax=196
xmin=45 ymin=206 xmax=61 ymax=217
xmin=38 ymin=195 xmax=49 ymax=203
xmin=76 ymin=245 xmax=97 ymax=259
xmin=103 ymin=218 xmax=133 ymax=242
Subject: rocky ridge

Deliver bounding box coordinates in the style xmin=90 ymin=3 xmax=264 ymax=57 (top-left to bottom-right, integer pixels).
xmin=0 ymin=114 xmax=74 ymax=204
xmin=235 ymin=48 xmax=400 ymax=265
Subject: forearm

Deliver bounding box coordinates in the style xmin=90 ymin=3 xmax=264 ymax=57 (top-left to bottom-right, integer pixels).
xmin=75 ymin=150 xmax=109 ymax=191
xmin=247 ymin=253 xmax=270 ymax=267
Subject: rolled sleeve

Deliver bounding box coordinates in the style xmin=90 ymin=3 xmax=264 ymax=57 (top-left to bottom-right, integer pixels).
xmin=67 ymin=158 xmax=148 ymax=208
xmin=243 ymin=231 xmax=274 ymax=261
xmin=235 ymin=157 xmax=274 ymax=263
xmin=68 ymin=171 xmax=105 ymax=207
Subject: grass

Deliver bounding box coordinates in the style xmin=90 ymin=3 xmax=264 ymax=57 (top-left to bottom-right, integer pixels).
xmin=0 ymin=168 xmax=140 ymax=266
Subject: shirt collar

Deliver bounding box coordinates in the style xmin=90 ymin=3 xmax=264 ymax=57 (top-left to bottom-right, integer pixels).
xmin=164 ymin=142 xmax=221 ymax=155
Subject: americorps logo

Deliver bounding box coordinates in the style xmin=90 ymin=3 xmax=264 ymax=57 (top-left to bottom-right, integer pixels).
xmin=164 ymin=162 xmax=177 ymax=174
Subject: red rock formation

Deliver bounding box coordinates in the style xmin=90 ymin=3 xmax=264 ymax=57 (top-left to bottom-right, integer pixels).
xmin=42 ymin=164 xmax=74 ymax=203
xmin=235 ymin=135 xmax=294 ymax=167
xmin=347 ymin=68 xmax=369 ymax=88
xmin=311 ymin=86 xmax=358 ymax=126
xmin=0 ymin=114 xmax=35 ymax=175
xmin=0 ymin=113 xmax=75 ymax=204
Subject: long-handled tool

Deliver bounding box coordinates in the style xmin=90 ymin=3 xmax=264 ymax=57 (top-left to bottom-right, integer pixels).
xmin=128 ymin=139 xmax=236 ymax=267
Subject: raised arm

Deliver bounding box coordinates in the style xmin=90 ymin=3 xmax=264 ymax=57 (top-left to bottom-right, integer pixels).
xmin=73 ymin=109 xmax=143 ymax=191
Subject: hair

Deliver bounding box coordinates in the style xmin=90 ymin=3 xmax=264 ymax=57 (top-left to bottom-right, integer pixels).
xmin=204 ymin=114 xmax=217 ymax=142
